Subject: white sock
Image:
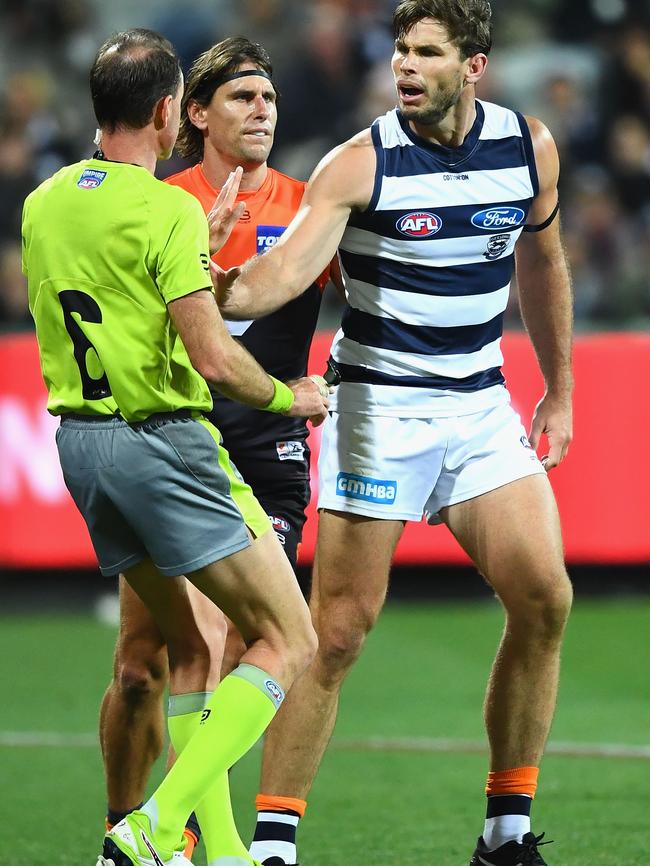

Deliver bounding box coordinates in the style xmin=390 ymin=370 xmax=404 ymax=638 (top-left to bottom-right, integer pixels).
xmin=483 ymin=813 xmax=531 ymax=849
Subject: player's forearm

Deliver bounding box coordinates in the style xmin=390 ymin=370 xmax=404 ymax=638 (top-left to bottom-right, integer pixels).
xmin=221 ymin=203 xmax=350 ymax=320
xmin=204 ymin=339 xmax=278 ymax=408
xmin=518 ymin=254 xmax=574 ymax=396
xmin=220 ymin=249 xmax=305 ymax=321
xmin=169 ymin=290 xmax=277 ymax=408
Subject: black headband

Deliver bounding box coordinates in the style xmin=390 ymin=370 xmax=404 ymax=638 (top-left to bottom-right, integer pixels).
xmin=220 ymin=68 xmax=272 ymax=85
xmin=193 ymin=67 xmax=275 ymax=104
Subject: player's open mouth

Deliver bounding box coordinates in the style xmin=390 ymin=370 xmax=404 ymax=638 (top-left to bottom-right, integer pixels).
xmin=398 ymin=82 xmax=425 ymax=102
xmin=243 ymin=129 xmax=270 ymax=138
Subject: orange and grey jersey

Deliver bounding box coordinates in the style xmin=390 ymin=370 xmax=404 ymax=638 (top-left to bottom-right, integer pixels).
xmin=166 ymin=164 xmax=328 ymax=447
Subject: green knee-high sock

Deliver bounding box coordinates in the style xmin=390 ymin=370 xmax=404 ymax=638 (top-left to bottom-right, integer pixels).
xmin=141 ymin=664 xmax=283 ymax=855
xmin=167 ymin=692 xmax=250 ymax=862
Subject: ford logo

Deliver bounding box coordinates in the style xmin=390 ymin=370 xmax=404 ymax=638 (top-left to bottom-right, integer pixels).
xmin=471 ymin=207 xmax=525 ymax=230
xmin=396 ymin=211 xmax=442 ymax=237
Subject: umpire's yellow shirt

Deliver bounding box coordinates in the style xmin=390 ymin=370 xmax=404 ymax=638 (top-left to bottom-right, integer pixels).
xmin=22 ymin=158 xmax=213 ymax=422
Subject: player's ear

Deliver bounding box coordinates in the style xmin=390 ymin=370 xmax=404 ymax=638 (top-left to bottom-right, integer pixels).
xmin=153 ymin=94 xmax=173 ymax=132
xmin=187 ymin=99 xmax=208 ymax=131
xmin=464 ymin=52 xmax=488 ymax=86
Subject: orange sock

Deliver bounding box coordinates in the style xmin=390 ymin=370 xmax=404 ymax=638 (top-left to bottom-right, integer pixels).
xmin=485 ymin=766 xmax=539 ymax=798
xmin=182 ymin=827 xmax=198 ymax=859
xmin=255 ymin=793 xmax=307 ymax=817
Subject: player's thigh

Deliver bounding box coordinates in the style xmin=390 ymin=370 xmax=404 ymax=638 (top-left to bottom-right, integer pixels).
xmin=185 ymin=528 xmax=312 ymax=652
xmin=311 ymin=509 xmax=404 ymax=632
xmin=441 ymin=473 xmax=569 ymax=608
xmin=184 ymin=581 xmax=229 ymax=688
xmin=122 ymin=558 xmax=213 ymax=684
xmin=221 ymin=615 xmax=248 ymax=678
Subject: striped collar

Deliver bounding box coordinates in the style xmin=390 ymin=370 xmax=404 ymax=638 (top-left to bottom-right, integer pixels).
xmin=396 ymin=100 xmax=485 ymax=167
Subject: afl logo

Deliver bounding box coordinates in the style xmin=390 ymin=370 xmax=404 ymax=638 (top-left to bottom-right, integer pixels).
xmin=396 ymin=211 xmax=442 ymax=237
xmin=471 ymin=207 xmax=525 ymax=230
xmin=265 ymin=679 xmax=285 ymax=704
xmin=77 ymin=168 xmax=107 ymax=189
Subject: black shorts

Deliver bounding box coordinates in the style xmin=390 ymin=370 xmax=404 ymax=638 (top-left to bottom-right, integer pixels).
xmin=223 ymin=437 xmax=311 ymax=570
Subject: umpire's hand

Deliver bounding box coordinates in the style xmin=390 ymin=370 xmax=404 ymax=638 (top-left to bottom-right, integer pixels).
xmin=284 ymin=377 xmax=330 ymax=427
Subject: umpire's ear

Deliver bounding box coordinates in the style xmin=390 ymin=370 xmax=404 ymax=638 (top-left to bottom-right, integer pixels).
xmin=154 ymin=93 xmax=174 ymax=132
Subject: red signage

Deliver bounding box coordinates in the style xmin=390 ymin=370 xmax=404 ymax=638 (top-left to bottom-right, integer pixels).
xmin=2 ymin=331 xmax=649 ymax=568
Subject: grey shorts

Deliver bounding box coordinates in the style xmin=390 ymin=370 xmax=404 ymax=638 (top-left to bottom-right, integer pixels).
xmin=56 ymin=412 xmax=271 ymax=577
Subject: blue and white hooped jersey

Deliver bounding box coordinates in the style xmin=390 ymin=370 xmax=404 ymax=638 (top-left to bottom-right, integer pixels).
xmin=330 ymin=100 xmax=539 ymax=417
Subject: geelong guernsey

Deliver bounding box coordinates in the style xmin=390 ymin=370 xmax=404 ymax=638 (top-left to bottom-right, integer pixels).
xmin=331 ymin=100 xmax=539 ymax=417
xmin=22 ymin=159 xmax=213 ymax=421
xmin=166 ymin=164 xmax=328 ymax=447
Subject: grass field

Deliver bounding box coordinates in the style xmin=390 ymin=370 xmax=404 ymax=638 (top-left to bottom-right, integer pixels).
xmin=2 ymin=598 xmax=649 ymax=865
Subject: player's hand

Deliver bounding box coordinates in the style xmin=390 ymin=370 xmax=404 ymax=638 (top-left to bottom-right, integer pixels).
xmin=210 ymin=260 xmax=241 ymax=308
xmin=308 ymin=373 xmax=335 ymax=399
xmin=207 ymin=166 xmax=245 ymax=254
xmin=529 ymin=392 xmax=573 ymax=471
xmin=284 ymin=377 xmax=330 ymax=427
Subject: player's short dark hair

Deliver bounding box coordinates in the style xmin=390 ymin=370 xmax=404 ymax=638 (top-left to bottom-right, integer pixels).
xmin=177 ymin=36 xmax=276 ymax=160
xmin=90 ymin=28 xmax=182 ymax=133
xmin=393 ymin=0 xmax=492 ymax=58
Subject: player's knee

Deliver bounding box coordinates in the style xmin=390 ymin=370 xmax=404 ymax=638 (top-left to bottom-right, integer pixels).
xmin=114 ymin=656 xmax=168 ymax=708
xmin=316 ymin=604 xmax=377 ymax=684
xmin=317 ymin=626 xmax=366 ymax=685
xmin=542 ymin=569 xmax=573 ymax=635
xmin=505 ymin=566 xmax=572 ymax=642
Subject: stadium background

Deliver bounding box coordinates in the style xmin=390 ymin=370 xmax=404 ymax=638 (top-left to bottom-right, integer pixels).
xmin=1 ymin=2 xmax=649 ymax=865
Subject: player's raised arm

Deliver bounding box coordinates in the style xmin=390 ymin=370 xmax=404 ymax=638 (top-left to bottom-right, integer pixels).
xmin=216 ymin=131 xmax=375 ymax=320
xmin=515 ymin=116 xmax=573 ymax=470
xmin=207 ymin=166 xmax=246 ymax=255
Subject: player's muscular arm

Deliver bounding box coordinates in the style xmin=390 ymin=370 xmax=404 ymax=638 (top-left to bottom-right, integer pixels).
xmin=328 ymin=253 xmax=347 ymax=302
xmin=515 ymin=116 xmax=573 ymax=468
xmin=218 ymin=131 xmax=375 ymax=320
xmin=168 ymin=289 xmax=328 ymax=422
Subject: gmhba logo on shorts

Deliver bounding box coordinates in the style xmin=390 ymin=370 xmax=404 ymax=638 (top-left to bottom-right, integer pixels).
xmin=396 ymin=211 xmax=442 ymax=237
xmin=336 ymin=472 xmax=397 ymax=504
xmin=471 ymin=206 xmax=525 ymax=230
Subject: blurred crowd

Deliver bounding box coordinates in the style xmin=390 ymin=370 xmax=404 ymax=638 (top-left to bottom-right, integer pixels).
xmin=1 ymin=0 xmax=649 ymax=330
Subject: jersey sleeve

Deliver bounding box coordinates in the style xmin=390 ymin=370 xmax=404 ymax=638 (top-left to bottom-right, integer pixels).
xmin=21 ymin=195 xmax=32 ymax=277
xmin=155 ymin=194 xmax=212 ymax=304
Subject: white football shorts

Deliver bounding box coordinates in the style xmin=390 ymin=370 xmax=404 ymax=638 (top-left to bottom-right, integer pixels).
xmin=317 ymin=399 xmax=546 ymax=523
